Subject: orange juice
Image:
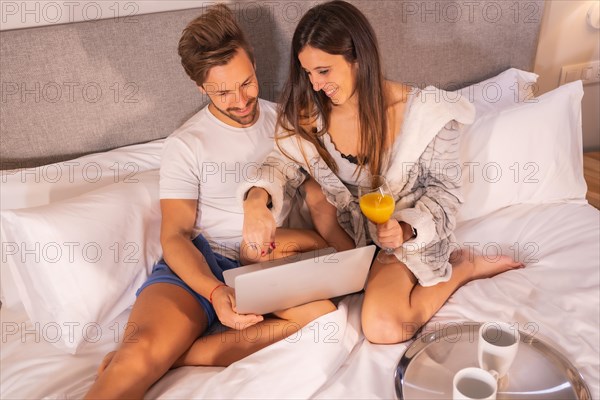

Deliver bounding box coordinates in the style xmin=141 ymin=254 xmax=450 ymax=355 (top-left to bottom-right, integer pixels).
xmin=359 ymin=193 xmax=395 ymax=224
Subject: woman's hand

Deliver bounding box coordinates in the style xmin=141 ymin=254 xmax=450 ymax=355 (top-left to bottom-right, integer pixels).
xmin=211 ymin=285 xmax=263 ymax=330
xmin=376 ymin=219 xmax=404 ymax=249
xmin=376 ymin=220 xmax=415 ymax=249
xmin=243 ymin=187 xmax=276 ymax=258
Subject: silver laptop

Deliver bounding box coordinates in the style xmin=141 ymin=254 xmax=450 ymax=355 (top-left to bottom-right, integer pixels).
xmin=223 ymin=245 xmax=376 ymax=315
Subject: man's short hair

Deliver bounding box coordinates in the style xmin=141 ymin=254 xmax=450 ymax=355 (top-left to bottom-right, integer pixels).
xmin=178 ymin=4 xmax=255 ymax=87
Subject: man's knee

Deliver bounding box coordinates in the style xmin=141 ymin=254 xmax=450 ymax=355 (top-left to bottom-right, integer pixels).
xmin=303 ymin=299 xmax=337 ymax=321
xmin=240 ymin=241 xmax=272 ymax=264
xmin=110 ymin=329 xmax=172 ymax=378
xmin=303 ymin=178 xmax=330 ymax=210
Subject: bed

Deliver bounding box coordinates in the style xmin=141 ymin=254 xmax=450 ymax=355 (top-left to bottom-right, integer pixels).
xmin=1 ymin=1 xmax=598 ymax=399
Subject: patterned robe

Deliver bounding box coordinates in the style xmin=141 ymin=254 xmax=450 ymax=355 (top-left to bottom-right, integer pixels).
xmin=238 ymin=87 xmax=475 ymax=286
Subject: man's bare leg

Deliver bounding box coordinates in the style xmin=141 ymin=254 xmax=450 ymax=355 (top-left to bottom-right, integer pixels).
xmin=173 ymin=299 xmax=336 ymax=367
xmin=86 ymin=284 xmax=208 ymax=399
xmin=302 ymin=177 xmax=355 ymax=252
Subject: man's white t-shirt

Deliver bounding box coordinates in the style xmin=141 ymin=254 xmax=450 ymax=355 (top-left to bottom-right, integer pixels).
xmin=160 ymin=98 xmax=277 ymax=259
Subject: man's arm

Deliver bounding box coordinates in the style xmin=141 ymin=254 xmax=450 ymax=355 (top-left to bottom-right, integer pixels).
xmin=160 ymin=198 xmax=223 ymax=299
xmin=160 ymin=199 xmax=264 ymax=327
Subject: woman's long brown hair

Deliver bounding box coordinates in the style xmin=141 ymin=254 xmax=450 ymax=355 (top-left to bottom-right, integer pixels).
xmin=277 ymin=0 xmax=388 ymax=177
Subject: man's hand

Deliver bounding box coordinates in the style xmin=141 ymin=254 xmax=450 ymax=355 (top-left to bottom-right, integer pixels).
xmin=211 ymin=285 xmax=263 ymax=330
xmin=242 ymin=187 xmax=276 ymax=258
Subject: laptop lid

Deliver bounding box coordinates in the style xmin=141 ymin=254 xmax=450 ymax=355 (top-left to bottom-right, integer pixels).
xmin=223 ymin=245 xmax=376 ymax=315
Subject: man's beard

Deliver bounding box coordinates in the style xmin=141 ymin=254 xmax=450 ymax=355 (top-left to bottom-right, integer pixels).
xmin=212 ymin=97 xmax=259 ymax=127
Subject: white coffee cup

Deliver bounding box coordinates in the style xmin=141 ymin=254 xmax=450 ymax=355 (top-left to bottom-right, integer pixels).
xmin=453 ymin=367 xmax=498 ymax=400
xmin=478 ymin=322 xmax=520 ymax=378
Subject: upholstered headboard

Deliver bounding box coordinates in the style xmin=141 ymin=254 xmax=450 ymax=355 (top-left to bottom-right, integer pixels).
xmin=0 ymin=0 xmax=544 ymax=169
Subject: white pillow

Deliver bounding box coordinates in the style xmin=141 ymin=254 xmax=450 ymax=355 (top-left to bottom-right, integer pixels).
xmin=0 ymin=169 xmax=162 ymax=353
xmin=0 ymin=139 xmax=164 ymax=211
xmin=0 ymin=140 xmax=163 ymax=308
xmin=457 ymin=80 xmax=587 ymax=222
xmin=457 ymin=67 xmax=539 ymax=116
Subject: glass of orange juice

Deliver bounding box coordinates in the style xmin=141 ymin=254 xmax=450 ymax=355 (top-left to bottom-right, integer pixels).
xmin=358 ymin=175 xmax=397 ymax=263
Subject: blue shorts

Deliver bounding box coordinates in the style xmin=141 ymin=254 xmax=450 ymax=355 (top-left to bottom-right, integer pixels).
xmin=136 ymin=234 xmax=240 ymax=326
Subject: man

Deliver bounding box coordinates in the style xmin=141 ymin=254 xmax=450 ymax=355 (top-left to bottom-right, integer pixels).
xmin=85 ymin=4 xmax=351 ymax=399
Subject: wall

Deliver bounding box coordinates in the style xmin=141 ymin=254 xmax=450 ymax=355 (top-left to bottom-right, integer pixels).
xmin=534 ymin=0 xmax=600 ymax=151
xmin=0 ymin=1 xmax=208 ymax=30
xmin=2 ymin=0 xmax=598 ymax=150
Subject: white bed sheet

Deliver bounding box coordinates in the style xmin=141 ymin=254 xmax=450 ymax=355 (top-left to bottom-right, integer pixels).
xmin=1 ymin=202 xmax=599 ymax=399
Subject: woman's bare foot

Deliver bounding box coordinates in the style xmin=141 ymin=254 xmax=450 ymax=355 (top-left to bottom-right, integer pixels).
xmin=96 ymin=351 xmax=116 ymax=378
xmin=451 ymin=249 xmax=524 ymax=283
xmin=472 ymin=255 xmax=524 ymax=279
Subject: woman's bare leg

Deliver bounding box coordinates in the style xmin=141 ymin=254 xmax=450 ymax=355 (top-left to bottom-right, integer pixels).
xmin=361 ymin=250 xmax=524 ymax=344
xmin=85 ymin=284 xmax=208 ymax=399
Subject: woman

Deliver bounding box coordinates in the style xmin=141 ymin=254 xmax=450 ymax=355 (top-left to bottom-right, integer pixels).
xmin=242 ymin=0 xmax=523 ymax=344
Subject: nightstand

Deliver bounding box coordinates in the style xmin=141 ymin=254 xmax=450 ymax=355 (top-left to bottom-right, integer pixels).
xmin=583 ymin=152 xmax=600 ymax=209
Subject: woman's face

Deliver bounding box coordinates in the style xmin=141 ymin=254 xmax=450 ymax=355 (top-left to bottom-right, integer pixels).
xmin=298 ymin=45 xmax=357 ymax=106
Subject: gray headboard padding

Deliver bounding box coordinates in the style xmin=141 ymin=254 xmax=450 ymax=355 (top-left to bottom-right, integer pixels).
xmin=0 ymin=0 xmax=544 ymax=169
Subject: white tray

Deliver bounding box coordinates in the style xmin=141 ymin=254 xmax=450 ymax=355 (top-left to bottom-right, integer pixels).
xmin=395 ymin=322 xmax=591 ymax=399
